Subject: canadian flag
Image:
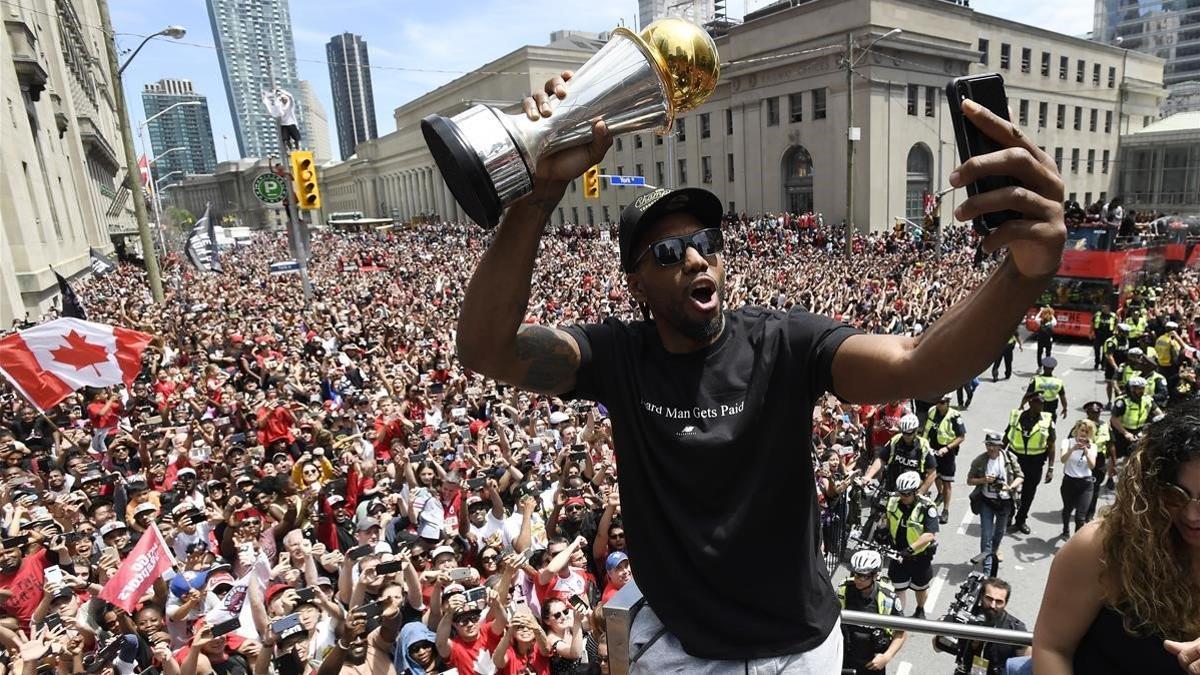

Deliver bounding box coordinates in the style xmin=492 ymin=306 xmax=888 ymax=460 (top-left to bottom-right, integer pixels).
xmin=0 ymin=318 xmax=153 ymax=411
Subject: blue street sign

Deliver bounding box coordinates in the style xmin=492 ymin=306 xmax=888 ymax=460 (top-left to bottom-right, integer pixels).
xmin=607 ymin=175 xmax=646 ymax=186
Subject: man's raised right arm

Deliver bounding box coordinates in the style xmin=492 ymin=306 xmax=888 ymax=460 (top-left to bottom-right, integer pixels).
xmin=455 ymin=72 xmax=611 ymax=397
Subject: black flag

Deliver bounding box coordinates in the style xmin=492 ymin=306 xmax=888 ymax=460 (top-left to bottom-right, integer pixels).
xmin=89 ymin=248 xmax=117 ymax=275
xmin=54 ymin=270 xmax=86 ymax=320
xmin=185 ymin=203 xmax=221 ymax=273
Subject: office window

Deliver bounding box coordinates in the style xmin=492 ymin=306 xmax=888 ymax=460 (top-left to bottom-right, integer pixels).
xmin=1054 ymin=147 xmax=1063 ymax=171
xmin=635 ymin=134 xmax=643 ymax=148
xmin=1087 ymin=149 xmax=1095 ymax=173
xmin=615 ymin=137 xmax=623 ymax=151
xmin=600 ymin=166 xmax=608 ymax=190
xmin=1068 ymin=192 xmax=1077 ymax=203
xmin=907 ymin=84 xmax=918 ymax=115
xmin=586 ymin=206 xmax=593 ymax=225
xmin=1038 ymin=101 xmax=1048 ymax=128
xmin=617 ymin=165 xmax=624 ymax=177
xmin=635 ymin=163 xmax=643 ymax=178
xmin=1000 ymin=43 xmax=1011 ymax=69
xmin=1018 ymin=99 xmax=1029 ymax=126
xmin=1074 ymin=106 xmax=1082 ymax=131
xmin=655 ymin=134 xmax=662 ymax=145
xmin=979 ymin=38 xmax=989 ymax=65
xmin=766 ymin=97 xmax=780 ymax=125
xmin=1105 ymin=110 xmax=1112 ymax=133
xmin=1085 ymin=192 xmax=1092 ymax=205
xmin=700 ymin=112 xmax=711 ymax=138
xmin=727 ymin=153 xmax=735 ymax=182
xmin=1056 ymin=104 xmax=1065 ymax=129
xmin=655 ymin=161 xmax=664 ymax=185
xmin=677 ymin=159 xmax=687 ymax=184
xmin=1076 ymin=59 xmax=1085 ymax=83
xmin=789 ymin=93 xmax=803 ymax=123
xmin=725 ymin=108 xmax=733 ymax=134
xmin=557 ymin=207 xmax=564 ymax=225
xmin=701 ymin=155 xmax=712 ymax=183
xmin=1092 ymin=63 xmax=1101 ymax=85
xmin=925 ymin=86 xmax=936 ymax=117
xmin=571 ymin=206 xmax=579 ymax=224
xmin=677 ymin=117 xmax=686 ymax=141
xmin=602 ymin=205 xmax=610 ymax=222
xmin=1059 ymin=55 xmax=1068 ymax=79
xmin=1071 ymin=148 xmax=1080 ymax=173
xmin=570 ymin=179 xmax=577 ymax=192
xmin=1089 ymin=108 xmax=1097 ymax=132
xmin=813 ymin=88 xmax=827 ymax=119
xmin=1102 ymin=149 xmax=1110 ymax=173
xmin=1108 ymin=66 xmax=1116 ymax=88
xmin=1041 ymin=51 xmax=1051 ymax=76
xmin=1021 ymin=47 xmax=1031 ymax=73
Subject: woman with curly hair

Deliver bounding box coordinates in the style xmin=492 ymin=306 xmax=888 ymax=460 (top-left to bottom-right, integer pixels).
xmin=1033 ymin=400 xmax=1200 ymax=673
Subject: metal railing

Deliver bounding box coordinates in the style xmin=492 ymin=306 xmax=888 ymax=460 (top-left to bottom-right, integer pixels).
xmin=602 ymin=582 xmax=1032 ymax=675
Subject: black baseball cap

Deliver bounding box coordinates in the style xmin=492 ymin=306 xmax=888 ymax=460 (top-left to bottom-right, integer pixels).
xmin=619 ymin=187 xmax=723 ymax=272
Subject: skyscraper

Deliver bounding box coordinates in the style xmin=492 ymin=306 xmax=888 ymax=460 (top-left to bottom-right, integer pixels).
xmin=1094 ymin=0 xmax=1200 ymax=111
xmin=206 ymin=0 xmax=305 ymax=159
xmin=298 ymin=81 xmax=333 ymax=164
xmin=326 ymin=32 xmax=378 ymax=160
xmin=141 ymin=79 xmax=218 ymax=181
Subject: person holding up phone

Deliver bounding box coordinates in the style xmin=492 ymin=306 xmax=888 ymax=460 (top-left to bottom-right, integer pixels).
xmin=456 ymin=70 xmax=1065 ymax=671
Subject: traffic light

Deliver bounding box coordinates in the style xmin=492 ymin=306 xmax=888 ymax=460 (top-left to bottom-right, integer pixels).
xmin=583 ymin=165 xmax=600 ymax=199
xmin=290 ymin=150 xmax=321 ymax=210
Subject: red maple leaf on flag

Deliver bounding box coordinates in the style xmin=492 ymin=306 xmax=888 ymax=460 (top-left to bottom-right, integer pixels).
xmin=50 ymin=330 xmax=110 ymax=376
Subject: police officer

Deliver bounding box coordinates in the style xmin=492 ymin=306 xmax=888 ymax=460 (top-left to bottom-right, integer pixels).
xmin=1136 ymin=357 xmax=1170 ymax=409
xmin=1154 ymin=320 xmax=1184 ymax=384
xmin=1092 ymin=305 xmax=1117 ymax=370
xmin=886 ymin=471 xmax=939 ymax=619
xmin=838 ymin=550 xmax=908 ymax=674
xmin=924 ymin=395 xmax=966 ymax=525
xmin=991 ymin=330 xmax=1022 ymax=382
xmin=1117 ymin=347 xmax=1145 ymax=390
xmin=1081 ymin=401 xmax=1116 ymax=509
xmin=1127 ymin=306 xmax=1149 ymax=343
xmin=1110 ymin=376 xmax=1162 ymax=462
xmin=1006 ymin=396 xmax=1056 ymax=535
xmin=1103 ymin=323 xmax=1132 ymax=409
xmin=933 ymin=578 xmax=1031 ymax=675
xmin=863 ymin=414 xmax=937 ymax=495
xmin=1026 ymin=356 xmax=1067 ymax=421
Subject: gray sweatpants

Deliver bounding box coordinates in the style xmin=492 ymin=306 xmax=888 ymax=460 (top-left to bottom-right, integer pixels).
xmin=628 ymin=604 xmax=844 ymax=674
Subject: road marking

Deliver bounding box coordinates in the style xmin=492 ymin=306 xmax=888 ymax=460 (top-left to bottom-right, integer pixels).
xmin=896 ymin=661 xmax=912 ymax=675
xmin=956 ymin=507 xmax=973 ymax=536
xmin=925 ymin=566 xmax=952 ymax=613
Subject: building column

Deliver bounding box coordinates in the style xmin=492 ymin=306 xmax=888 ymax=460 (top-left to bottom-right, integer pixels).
xmin=404 ymin=172 xmax=413 ymax=217
xmin=419 ymin=170 xmax=429 ymax=214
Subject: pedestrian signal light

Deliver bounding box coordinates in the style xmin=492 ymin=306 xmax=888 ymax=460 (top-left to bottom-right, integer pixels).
xmin=290 ymin=151 xmax=321 ymax=210
xmin=584 ymin=165 xmax=600 ymax=199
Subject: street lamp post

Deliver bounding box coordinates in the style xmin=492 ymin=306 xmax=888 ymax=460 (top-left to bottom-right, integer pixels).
xmin=150 ymin=146 xmax=188 ymax=164
xmin=138 ymin=101 xmax=200 ymax=259
xmin=843 ymin=27 xmax=902 ymax=255
xmin=96 ymin=0 xmax=185 ymax=303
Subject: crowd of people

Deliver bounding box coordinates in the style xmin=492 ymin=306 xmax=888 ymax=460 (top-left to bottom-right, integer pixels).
xmin=0 ymin=211 xmax=1195 ymax=674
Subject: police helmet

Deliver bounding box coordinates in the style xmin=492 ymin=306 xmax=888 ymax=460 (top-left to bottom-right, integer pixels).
xmin=1117 ymin=323 xmax=1131 ymax=332
xmin=1129 ymin=376 xmax=1147 ymax=389
xmin=896 ymin=471 xmax=921 ymax=493
xmin=898 ymin=415 xmax=920 ymax=433
xmin=850 ymin=549 xmax=883 ymax=575
xmin=1128 ymin=347 xmax=1145 ymax=359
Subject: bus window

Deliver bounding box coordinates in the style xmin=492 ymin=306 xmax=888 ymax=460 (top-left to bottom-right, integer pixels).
xmin=1036 ymin=277 xmax=1115 ymax=311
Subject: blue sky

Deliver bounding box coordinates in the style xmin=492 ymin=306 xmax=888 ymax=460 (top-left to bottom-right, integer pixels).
xmin=112 ymin=0 xmax=1095 ymax=163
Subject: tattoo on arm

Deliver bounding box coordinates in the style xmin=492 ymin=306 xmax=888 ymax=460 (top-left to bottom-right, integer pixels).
xmin=514 ymin=325 xmax=578 ymax=393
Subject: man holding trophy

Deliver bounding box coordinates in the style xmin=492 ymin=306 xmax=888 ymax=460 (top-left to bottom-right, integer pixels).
xmin=446 ymin=18 xmax=1067 ymax=673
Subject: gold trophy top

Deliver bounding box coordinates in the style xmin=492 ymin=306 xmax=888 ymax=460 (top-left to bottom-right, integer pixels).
xmin=613 ymin=18 xmax=720 ymax=120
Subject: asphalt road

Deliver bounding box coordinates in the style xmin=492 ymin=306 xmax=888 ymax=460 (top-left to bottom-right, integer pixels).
xmin=832 ymin=334 xmax=1113 ymax=674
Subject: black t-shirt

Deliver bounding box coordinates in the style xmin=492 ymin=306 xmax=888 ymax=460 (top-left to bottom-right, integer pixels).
xmin=563 ymin=306 xmax=860 ymax=659
xmin=959 ymin=612 xmax=1029 ymax=675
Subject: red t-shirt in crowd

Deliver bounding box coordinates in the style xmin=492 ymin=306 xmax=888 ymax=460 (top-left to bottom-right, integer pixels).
xmin=87 ymin=400 xmax=123 ymax=435
xmin=534 ymin=567 xmax=594 ymax=605
xmin=256 ymin=404 xmax=295 ymax=446
xmin=498 ymin=643 xmax=550 ymax=675
xmin=0 ymin=548 xmax=52 ymax=629
xmin=447 ymin=622 xmax=499 ymax=673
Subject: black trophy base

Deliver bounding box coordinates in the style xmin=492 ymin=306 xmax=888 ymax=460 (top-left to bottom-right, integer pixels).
xmin=421 ymin=115 xmax=502 ymax=229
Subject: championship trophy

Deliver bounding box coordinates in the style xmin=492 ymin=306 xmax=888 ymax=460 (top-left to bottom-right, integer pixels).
xmin=421 ymin=18 xmax=719 ymax=228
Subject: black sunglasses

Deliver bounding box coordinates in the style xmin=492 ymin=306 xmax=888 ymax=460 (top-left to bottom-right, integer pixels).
xmin=631 ymin=228 xmax=724 ymax=269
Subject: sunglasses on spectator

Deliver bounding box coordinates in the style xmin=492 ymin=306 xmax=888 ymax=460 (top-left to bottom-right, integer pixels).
xmin=454 ymin=612 xmax=481 ymax=625
xmin=480 ymin=555 xmax=498 ymax=562
xmin=1163 ymin=482 xmax=1200 ymax=512
xmin=549 ymin=609 xmax=572 ymax=620
xmin=631 ymin=228 xmax=724 ymax=269
xmin=565 ymin=505 xmax=585 ymax=512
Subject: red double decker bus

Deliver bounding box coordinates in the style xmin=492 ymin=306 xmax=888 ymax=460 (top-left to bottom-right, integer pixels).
xmin=1024 ymin=224 xmax=1167 ymax=338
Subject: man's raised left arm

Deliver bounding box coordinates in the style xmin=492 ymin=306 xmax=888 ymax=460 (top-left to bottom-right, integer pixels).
xmin=832 ymin=99 xmax=1065 ymax=404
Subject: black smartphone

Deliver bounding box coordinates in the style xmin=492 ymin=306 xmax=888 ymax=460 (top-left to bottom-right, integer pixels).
xmin=210 ymin=617 xmax=241 ymax=637
xmin=466 ymin=477 xmax=486 ymax=491
xmin=1 ymin=535 xmax=29 ymax=550
xmin=569 ymin=594 xmax=589 ymax=611
xmin=354 ymin=600 xmax=385 ymax=621
xmin=42 ymin=613 xmax=63 ymax=632
xmin=945 ymin=73 xmax=1022 ymax=234
xmin=409 ymin=452 xmax=428 ymax=464
xmin=347 ymin=544 xmax=374 ymax=561
xmin=271 ymin=612 xmax=306 ymax=640
xmin=376 ymin=559 xmax=405 ymax=575
xmin=463 ymin=586 xmax=488 ymax=607
xmin=294 ymin=586 xmax=318 ymax=603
